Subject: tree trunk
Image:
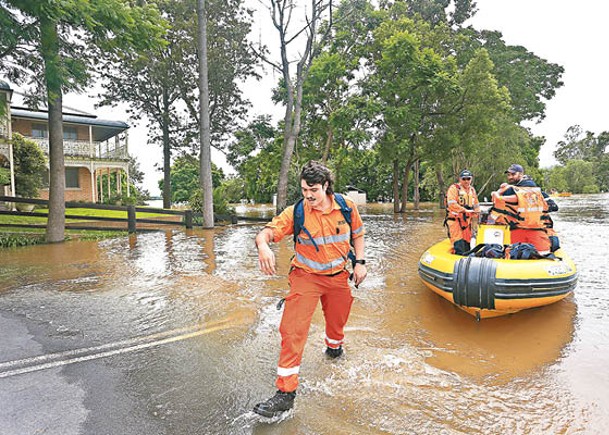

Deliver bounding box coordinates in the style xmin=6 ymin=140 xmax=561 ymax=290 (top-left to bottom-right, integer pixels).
xmin=436 ymin=166 xmax=446 ymax=209
xmin=400 ymin=163 xmax=410 ymax=213
xmin=162 ymin=90 xmax=172 ymax=209
xmin=272 ymin=0 xmax=331 ymax=213
xmin=392 ymin=159 xmax=400 ymax=213
xmin=197 ymin=0 xmax=214 ymax=228
xmin=413 ymin=159 xmax=420 ymax=210
xmin=321 ymin=125 xmax=333 ymax=163
xmin=41 ymin=17 xmax=65 ymax=243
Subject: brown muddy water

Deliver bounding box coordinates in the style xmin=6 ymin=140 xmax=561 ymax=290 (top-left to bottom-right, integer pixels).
xmin=0 ymin=194 xmax=608 ymax=434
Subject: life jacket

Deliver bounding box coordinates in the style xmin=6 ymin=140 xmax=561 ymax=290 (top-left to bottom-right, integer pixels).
xmin=293 ymin=193 xmax=356 ymax=266
xmin=444 ymin=183 xmax=477 ymax=229
xmin=491 ymin=186 xmax=545 ymax=230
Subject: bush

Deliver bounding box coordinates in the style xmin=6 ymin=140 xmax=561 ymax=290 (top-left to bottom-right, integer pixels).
xmin=12 ymin=133 xmax=46 ymax=198
xmin=0 ymin=233 xmax=46 ymax=248
xmin=188 ymin=188 xmax=235 ymax=216
xmin=0 ymin=167 xmax=10 ymax=185
xmin=582 ymin=185 xmax=600 ymax=194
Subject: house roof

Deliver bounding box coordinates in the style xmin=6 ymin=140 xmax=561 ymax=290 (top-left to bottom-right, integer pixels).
xmin=0 ymin=80 xmax=11 ymax=91
xmin=10 ymin=107 xmax=129 ymax=142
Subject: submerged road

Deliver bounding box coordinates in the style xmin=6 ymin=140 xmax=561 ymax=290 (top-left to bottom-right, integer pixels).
xmin=1 ymin=196 xmax=609 ymax=434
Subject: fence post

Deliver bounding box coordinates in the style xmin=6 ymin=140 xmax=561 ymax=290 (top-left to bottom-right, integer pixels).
xmin=128 ymin=205 xmax=136 ymax=233
xmin=185 ymin=210 xmax=193 ymax=229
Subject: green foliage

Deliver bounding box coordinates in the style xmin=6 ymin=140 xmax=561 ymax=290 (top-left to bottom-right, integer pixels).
xmin=159 ymin=154 xmax=224 ymax=204
xmin=12 ymin=133 xmax=46 ymax=198
xmin=551 ymin=126 xmax=608 ymax=192
xmin=218 ymin=176 xmax=245 ymax=203
xmin=188 ymin=187 xmax=234 ymax=216
xmin=0 ymin=166 xmax=9 ymax=185
xmin=458 ymin=29 xmax=564 ymax=123
xmin=544 ymin=160 xmax=598 ymax=194
xmin=0 ymin=233 xmax=45 ymax=248
xmin=554 ymin=125 xmax=609 ymax=165
xmin=582 ymin=185 xmax=600 ymax=194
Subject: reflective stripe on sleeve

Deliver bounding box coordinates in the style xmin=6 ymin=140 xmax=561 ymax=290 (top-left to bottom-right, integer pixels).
xmin=277 ymin=366 xmax=300 ymax=377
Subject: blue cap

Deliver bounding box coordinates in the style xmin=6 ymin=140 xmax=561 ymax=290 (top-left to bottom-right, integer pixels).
xmin=505 ymin=164 xmax=524 ymax=174
xmin=459 ymin=169 xmax=473 ymax=178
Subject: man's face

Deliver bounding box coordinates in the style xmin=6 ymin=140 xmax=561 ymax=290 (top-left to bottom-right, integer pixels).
xmin=459 ymin=176 xmax=472 ymax=188
xmin=506 ymin=171 xmax=522 ymax=184
xmin=301 ymin=180 xmax=327 ymax=207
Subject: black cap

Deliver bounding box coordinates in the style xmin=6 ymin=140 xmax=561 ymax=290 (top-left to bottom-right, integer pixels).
xmin=504 ymin=164 xmax=524 ymax=174
xmin=459 ymin=169 xmax=473 ymax=178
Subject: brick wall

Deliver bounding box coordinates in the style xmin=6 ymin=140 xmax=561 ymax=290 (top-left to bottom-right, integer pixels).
xmin=38 ymin=167 xmax=95 ymax=202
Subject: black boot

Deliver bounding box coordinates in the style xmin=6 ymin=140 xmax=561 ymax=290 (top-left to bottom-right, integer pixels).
xmin=325 ymin=346 xmax=343 ymax=359
xmin=253 ymin=390 xmax=296 ymax=417
xmin=453 ymin=239 xmax=469 ymax=255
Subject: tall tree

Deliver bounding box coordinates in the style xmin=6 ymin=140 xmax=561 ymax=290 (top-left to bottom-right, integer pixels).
xmin=0 ymin=0 xmax=165 ymax=242
xmin=98 ymin=0 xmax=256 ymax=210
xmin=197 ymin=0 xmax=213 ymax=227
xmin=258 ymin=0 xmax=334 ymax=212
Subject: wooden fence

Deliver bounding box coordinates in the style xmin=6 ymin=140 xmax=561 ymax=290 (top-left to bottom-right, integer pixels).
xmin=0 ymin=196 xmax=244 ymax=233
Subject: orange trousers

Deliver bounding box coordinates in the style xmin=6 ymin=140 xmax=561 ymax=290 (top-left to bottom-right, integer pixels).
xmin=511 ymin=228 xmax=551 ymax=252
xmin=446 ymin=218 xmax=472 ymax=243
xmin=275 ymin=267 xmax=354 ymax=392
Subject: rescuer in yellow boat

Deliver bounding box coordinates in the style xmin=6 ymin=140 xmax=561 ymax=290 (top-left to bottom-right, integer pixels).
xmin=444 ymin=169 xmax=480 ymax=255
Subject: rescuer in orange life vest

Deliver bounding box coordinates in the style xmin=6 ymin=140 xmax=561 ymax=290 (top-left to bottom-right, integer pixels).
xmin=490 ymin=163 xmax=559 ymax=253
xmin=253 ymin=160 xmax=367 ymax=418
xmin=444 ymin=169 xmax=480 ymax=255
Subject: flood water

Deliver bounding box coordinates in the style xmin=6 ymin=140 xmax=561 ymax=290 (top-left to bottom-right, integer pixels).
xmin=0 ymin=194 xmax=608 ymax=434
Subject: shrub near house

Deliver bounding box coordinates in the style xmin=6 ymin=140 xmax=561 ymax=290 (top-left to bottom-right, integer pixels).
xmin=12 ymin=133 xmax=46 ymax=198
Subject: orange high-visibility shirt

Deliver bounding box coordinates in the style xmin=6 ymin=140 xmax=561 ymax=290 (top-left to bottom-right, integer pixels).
xmin=266 ymin=194 xmax=365 ymax=275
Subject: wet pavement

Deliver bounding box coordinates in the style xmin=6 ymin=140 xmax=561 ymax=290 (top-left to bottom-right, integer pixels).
xmin=1 ymin=194 xmax=608 ymax=434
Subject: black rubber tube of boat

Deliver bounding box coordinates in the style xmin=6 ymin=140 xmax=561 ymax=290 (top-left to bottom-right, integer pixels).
xmin=453 ymin=257 xmax=497 ymax=309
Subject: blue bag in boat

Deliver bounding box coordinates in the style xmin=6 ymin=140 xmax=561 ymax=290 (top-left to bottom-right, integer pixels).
xmin=509 ymin=243 xmax=542 ymax=260
xmin=468 ymin=244 xmax=505 ymax=259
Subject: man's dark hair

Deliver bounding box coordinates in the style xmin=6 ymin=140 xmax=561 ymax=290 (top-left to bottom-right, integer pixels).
xmin=300 ymin=160 xmax=334 ymax=194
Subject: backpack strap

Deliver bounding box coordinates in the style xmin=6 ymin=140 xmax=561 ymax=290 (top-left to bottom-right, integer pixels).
xmin=293 ymin=194 xmax=355 ymax=260
xmin=293 ymin=198 xmax=319 ymax=251
xmin=333 ymin=193 xmax=356 ymax=265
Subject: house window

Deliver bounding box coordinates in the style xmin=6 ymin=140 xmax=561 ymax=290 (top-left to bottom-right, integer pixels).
xmin=32 ymin=123 xmax=48 ymax=138
xmin=64 ymin=126 xmax=78 ymax=141
xmin=65 ymin=168 xmax=80 ymax=188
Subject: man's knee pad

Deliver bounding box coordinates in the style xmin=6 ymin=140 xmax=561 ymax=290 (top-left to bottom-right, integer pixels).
xmin=453 ymin=239 xmax=469 ymax=255
xmin=549 ymin=235 xmax=560 ymax=252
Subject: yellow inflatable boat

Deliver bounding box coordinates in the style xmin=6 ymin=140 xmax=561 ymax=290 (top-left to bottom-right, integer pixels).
xmin=418 ymin=224 xmax=578 ymax=320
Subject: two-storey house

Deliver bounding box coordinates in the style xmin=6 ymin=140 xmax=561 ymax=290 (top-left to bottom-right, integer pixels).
xmin=0 ymin=79 xmax=130 ymax=203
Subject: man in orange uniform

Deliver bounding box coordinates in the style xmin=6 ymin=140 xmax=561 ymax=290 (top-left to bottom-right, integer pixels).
xmin=490 ymin=164 xmax=556 ymax=253
xmin=444 ymin=169 xmax=479 ymax=255
xmin=253 ymin=160 xmax=367 ymax=418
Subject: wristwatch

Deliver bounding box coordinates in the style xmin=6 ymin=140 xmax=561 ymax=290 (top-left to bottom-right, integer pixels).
xmin=354 ymin=259 xmax=366 ymax=265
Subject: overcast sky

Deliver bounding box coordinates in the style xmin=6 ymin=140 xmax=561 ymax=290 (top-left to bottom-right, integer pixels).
xmin=62 ymin=0 xmax=609 ymax=196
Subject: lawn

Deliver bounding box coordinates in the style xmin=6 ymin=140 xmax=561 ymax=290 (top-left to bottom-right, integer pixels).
xmin=0 ymin=207 xmax=179 ymax=247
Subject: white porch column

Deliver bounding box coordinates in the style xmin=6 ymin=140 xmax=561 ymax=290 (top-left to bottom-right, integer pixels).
xmin=90 ymin=164 xmax=96 ymax=202
xmin=107 ymin=167 xmax=111 ymax=200
xmin=116 ymin=170 xmax=121 ymax=195
xmin=126 ymin=166 xmax=130 ymax=197
xmin=89 ymin=125 xmax=93 ymax=157
xmin=8 ymin=141 xmax=15 ymax=198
